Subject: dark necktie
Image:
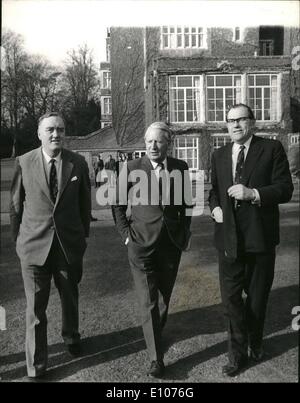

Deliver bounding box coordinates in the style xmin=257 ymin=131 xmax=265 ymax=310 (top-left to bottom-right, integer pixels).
xmin=49 ymin=159 xmax=58 ymax=203
xmin=234 ymin=145 xmax=245 ymax=184
xmin=158 ymin=162 xmax=165 ymax=206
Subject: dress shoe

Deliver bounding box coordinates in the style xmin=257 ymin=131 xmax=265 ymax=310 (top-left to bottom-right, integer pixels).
xmin=222 ymin=356 xmax=248 ymax=377
xmin=67 ymin=343 xmax=81 ymax=357
xmin=147 ymin=360 xmax=165 ymax=378
xmin=249 ymin=347 xmax=264 ymax=362
xmin=26 ymin=373 xmax=46 ymax=382
xmin=90 ymin=216 xmax=98 ymax=221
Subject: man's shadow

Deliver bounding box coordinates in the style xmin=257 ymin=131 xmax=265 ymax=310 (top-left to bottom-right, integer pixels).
xmin=0 ymin=284 xmax=297 ymax=381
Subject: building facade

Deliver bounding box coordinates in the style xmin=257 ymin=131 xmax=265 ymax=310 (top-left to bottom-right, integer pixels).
xmin=106 ymin=26 xmax=299 ymax=176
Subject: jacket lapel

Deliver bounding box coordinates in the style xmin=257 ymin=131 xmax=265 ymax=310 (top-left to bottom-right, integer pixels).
xmin=33 ymin=147 xmax=53 ymax=203
xmin=57 ymin=149 xmax=74 ymax=202
xmin=242 ymin=136 xmax=264 ymax=185
xmin=220 ymin=143 xmax=234 ymax=190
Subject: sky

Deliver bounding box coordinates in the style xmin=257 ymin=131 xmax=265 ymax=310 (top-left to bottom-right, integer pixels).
xmin=2 ymin=0 xmax=300 ymax=67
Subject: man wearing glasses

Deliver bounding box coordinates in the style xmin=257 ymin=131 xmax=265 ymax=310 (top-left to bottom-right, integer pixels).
xmin=209 ymin=103 xmax=293 ymax=376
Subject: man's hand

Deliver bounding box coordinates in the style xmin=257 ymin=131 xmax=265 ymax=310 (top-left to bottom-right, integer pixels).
xmin=211 ymin=206 xmax=223 ymax=223
xmin=227 ymin=184 xmax=255 ymax=201
xmin=125 ymin=237 xmax=129 ymax=245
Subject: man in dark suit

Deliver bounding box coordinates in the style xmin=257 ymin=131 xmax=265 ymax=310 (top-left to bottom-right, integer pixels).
xmin=10 ymin=112 xmax=91 ymax=379
xmin=209 ymin=104 xmax=293 ymax=376
xmin=112 ymin=122 xmax=192 ymax=377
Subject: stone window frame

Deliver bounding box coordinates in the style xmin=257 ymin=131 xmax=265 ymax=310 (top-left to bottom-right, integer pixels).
xmin=212 ymin=134 xmax=231 ymax=149
xmin=161 ymin=26 xmax=207 ymax=49
xmin=169 ymin=75 xmax=202 ymax=123
xmin=103 ymin=96 xmax=112 ymax=115
xmin=232 ymin=27 xmax=244 ymax=42
xmin=248 ymin=74 xmax=278 ymax=121
xmin=173 ymin=135 xmax=199 ymax=170
xmin=206 ymin=74 xmax=242 ymax=122
xmin=102 ymin=71 xmax=111 ymax=89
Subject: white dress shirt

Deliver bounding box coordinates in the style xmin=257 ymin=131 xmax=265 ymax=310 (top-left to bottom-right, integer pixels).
xmin=211 ymin=137 xmax=260 ymax=222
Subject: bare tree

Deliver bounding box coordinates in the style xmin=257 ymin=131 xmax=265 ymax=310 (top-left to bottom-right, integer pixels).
xmin=110 ymin=28 xmax=145 ymax=146
xmin=63 ymin=44 xmax=100 ymax=135
xmin=1 ymin=29 xmax=28 ymax=155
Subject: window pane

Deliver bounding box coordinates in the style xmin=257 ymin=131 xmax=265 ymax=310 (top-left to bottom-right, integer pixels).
xmin=255 ymin=110 xmax=262 ymax=120
xmin=169 ymin=76 xmax=176 ymax=87
xmin=216 ymin=111 xmax=223 ymax=121
xmin=208 ymin=111 xmax=215 ymax=121
xmin=178 ymin=112 xmax=185 ymax=122
xmin=216 ymin=89 xmax=223 ymax=98
xmin=207 ymin=88 xmax=214 ymax=98
xmin=256 ymin=75 xmax=270 ymax=86
xmin=184 ymin=34 xmax=189 ymax=47
xmin=216 ymin=100 xmax=223 ymax=110
xmin=216 ymin=76 xmax=233 ymax=86
xmin=256 ymin=88 xmax=262 ymax=98
xmin=207 ymin=76 xmax=214 ymax=86
xmin=178 ymin=76 xmax=193 ymax=87
xmin=177 ymin=35 xmax=182 ymax=47
xmin=248 ymin=75 xmax=254 ymax=86
xmin=192 ymin=35 xmax=196 ymax=46
xmin=208 ymin=100 xmax=215 ymax=110
xmin=186 ymin=111 xmax=193 ymax=121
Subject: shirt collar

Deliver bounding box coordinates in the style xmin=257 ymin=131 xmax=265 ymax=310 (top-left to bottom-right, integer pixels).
xmin=42 ymin=148 xmax=62 ymax=164
xmin=150 ymin=158 xmax=167 ymax=170
xmin=232 ymin=135 xmax=253 ymax=154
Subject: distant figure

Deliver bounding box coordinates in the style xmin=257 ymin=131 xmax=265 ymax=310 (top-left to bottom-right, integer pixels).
xmin=95 ymin=154 xmax=104 ymax=188
xmin=105 ymin=154 xmax=116 ymax=186
xmin=10 ymin=112 xmax=91 ymax=380
xmin=209 ymin=104 xmax=294 ymax=377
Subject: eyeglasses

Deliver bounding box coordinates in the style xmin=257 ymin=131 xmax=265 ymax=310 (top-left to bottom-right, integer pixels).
xmin=227 ymin=117 xmax=250 ymax=125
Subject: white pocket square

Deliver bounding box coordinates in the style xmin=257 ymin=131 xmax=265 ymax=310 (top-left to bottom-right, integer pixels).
xmin=71 ymin=176 xmax=78 ymax=182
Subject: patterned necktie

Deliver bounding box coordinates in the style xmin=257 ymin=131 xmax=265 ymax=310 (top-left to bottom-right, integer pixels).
xmin=234 ymin=145 xmax=245 ymax=184
xmin=49 ymin=159 xmax=58 ymax=203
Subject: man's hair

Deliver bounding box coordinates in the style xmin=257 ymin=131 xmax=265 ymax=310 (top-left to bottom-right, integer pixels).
xmin=38 ymin=112 xmax=65 ymax=127
xmin=144 ymin=121 xmax=173 ymax=143
xmin=226 ymin=103 xmax=255 ymax=122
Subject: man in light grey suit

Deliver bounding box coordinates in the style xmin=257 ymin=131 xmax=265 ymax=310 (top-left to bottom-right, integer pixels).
xmin=10 ymin=112 xmax=91 ymax=379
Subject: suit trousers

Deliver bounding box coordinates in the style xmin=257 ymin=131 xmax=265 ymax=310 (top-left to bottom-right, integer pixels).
xmin=21 ymin=235 xmax=81 ymax=377
xmin=218 ymin=247 xmax=275 ymax=363
xmin=128 ymin=224 xmax=181 ymax=362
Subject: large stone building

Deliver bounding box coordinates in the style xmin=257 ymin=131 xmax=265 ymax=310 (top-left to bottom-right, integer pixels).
xmin=104 ymin=25 xmax=299 ymax=176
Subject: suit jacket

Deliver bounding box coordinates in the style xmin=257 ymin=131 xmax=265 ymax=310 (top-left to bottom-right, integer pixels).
xmin=209 ymin=135 xmax=293 ymax=259
xmin=112 ymin=155 xmax=192 ymax=252
xmin=10 ymin=147 xmax=91 ymax=266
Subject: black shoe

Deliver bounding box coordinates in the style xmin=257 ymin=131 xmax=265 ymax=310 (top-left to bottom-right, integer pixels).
xmin=249 ymin=347 xmax=264 ymax=362
xmin=67 ymin=343 xmax=81 ymax=357
xmin=26 ymin=373 xmax=46 ymax=382
xmin=222 ymin=356 xmax=248 ymax=377
xmin=90 ymin=216 xmax=97 ymax=221
xmin=147 ymin=360 xmax=165 ymax=378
